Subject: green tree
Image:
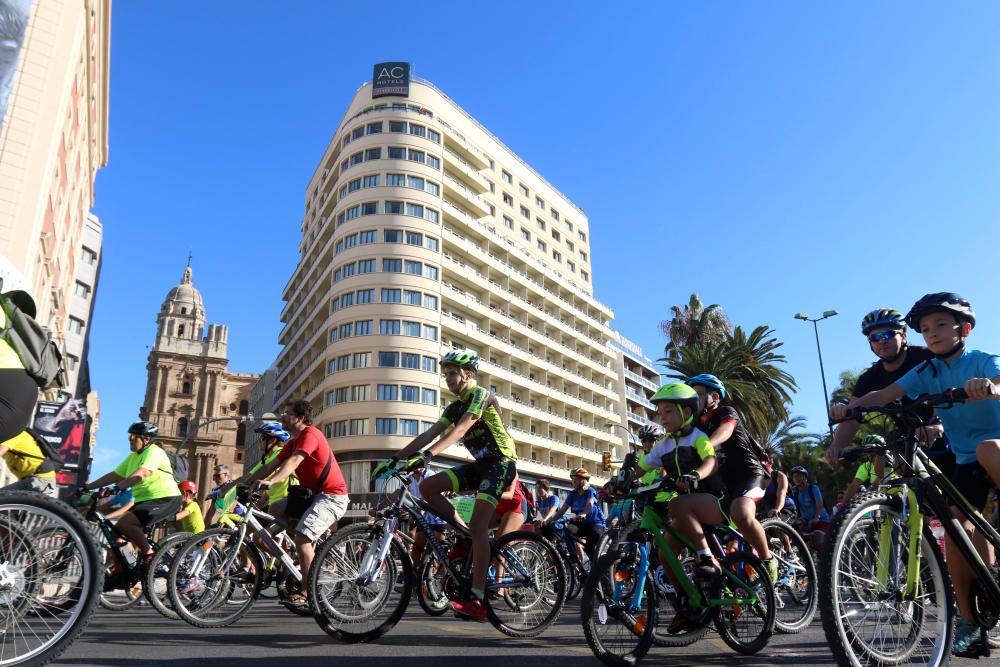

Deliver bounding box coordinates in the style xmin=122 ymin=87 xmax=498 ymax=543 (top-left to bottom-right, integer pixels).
xmin=659 ymin=294 xmax=731 ymax=361
xmin=830 ymin=369 xmax=859 ymax=406
xmin=761 ymin=415 xmax=810 ymax=459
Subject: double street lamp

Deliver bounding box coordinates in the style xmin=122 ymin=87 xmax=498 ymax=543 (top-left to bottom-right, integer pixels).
xmin=794 ymin=310 xmax=838 ymax=438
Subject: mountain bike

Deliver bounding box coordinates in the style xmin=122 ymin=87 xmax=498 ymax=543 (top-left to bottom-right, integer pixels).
xmin=307 ymin=463 xmax=566 ymax=642
xmin=0 ymin=490 xmax=102 ymax=666
xmin=582 ymin=464 xmax=776 ymax=666
xmin=547 ymin=519 xmax=591 ymax=601
xmin=760 ymin=517 xmax=817 ymax=633
xmin=822 ymin=388 xmax=998 ymax=666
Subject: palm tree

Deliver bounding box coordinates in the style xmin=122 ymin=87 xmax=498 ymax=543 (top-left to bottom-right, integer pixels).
xmin=830 ymin=369 xmax=859 ymax=406
xmin=659 ymin=294 xmax=731 ymax=360
xmin=761 ymin=415 xmax=810 ymax=459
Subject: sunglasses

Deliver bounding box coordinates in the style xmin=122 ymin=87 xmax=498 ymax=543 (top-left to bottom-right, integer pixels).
xmin=868 ymin=330 xmax=899 ymax=343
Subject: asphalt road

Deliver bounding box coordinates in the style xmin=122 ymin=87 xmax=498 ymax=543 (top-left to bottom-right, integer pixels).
xmin=57 ymin=598 xmax=986 ymax=667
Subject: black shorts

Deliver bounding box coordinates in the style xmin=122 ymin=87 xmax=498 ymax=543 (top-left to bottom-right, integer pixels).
xmin=0 ymin=369 xmax=38 ymax=443
xmin=131 ymin=495 xmax=183 ymax=530
xmin=948 ymin=462 xmax=996 ymax=510
xmin=721 ymin=476 xmax=766 ymax=514
xmin=444 ymin=456 xmax=516 ymax=506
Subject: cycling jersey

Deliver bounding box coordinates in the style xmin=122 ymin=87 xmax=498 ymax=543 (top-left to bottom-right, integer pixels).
xmin=437 ymin=382 xmax=517 ymax=461
xmin=637 ymin=427 xmax=721 ymax=497
xmin=853 ymin=346 xmax=937 ymax=426
xmin=854 ymin=460 xmax=894 ymax=484
xmin=178 ymin=499 xmax=205 ymax=533
xmin=113 ymin=443 xmax=180 ymax=503
xmin=249 ymin=447 xmax=297 ymax=503
xmin=536 ymin=493 xmax=562 ymax=525
xmin=696 ymin=406 xmax=766 ymax=488
xmin=565 ymin=486 xmax=605 ymax=527
xmin=794 ymin=483 xmax=829 ymax=523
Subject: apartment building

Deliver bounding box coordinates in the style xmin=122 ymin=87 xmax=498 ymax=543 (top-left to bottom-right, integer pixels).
xmin=277 ymin=65 xmax=621 ymax=511
xmin=610 ymin=334 xmax=661 ymax=464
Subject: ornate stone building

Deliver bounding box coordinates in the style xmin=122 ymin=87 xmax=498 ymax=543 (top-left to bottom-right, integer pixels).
xmin=139 ymin=265 xmax=258 ymax=500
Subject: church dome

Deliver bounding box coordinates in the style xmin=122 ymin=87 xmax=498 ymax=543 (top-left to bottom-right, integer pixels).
xmin=162 ymin=265 xmax=205 ymax=318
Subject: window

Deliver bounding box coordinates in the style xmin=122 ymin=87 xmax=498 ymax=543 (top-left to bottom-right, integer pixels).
xmin=351 ymin=385 xmax=370 ymax=401
xmin=364 ymin=148 xmax=381 ymax=161
xmin=341 ymin=159 xmax=348 ymax=173
xmin=333 ymin=421 xmax=348 ymax=437
xmin=344 ymin=233 xmax=358 ymax=248
xmin=407 ymin=175 xmax=424 ymax=190
xmin=400 ymin=419 xmax=419 ymax=437
xmin=366 ymin=122 xmax=382 ymax=134
xmin=422 ymin=356 xmax=437 ymax=372
xmin=405 ymin=203 xmax=423 ymax=218
xmin=580 ymin=251 xmax=588 ymax=261
xmin=377 ymin=385 xmax=398 ymax=401
xmin=567 ymin=260 xmax=575 ymax=273
xmin=339 ymin=185 xmax=348 ymax=199
xmin=379 ymin=351 xmax=399 ymax=367
xmin=361 ymin=202 xmax=378 ymax=216
xmin=401 ymin=352 xmax=420 ymax=369
xmin=341 ymin=292 xmax=354 ymax=308
xmin=404 ymin=260 xmax=422 ymax=275
xmin=333 ymin=268 xmax=342 ymax=282
xmin=407 ymin=149 xmax=425 ymax=163
xmin=376 ymin=418 xmax=397 ymax=435
xmin=503 ymin=216 xmax=514 ymax=229
xmin=421 ymin=388 xmax=437 ymax=405
xmin=339 ymin=323 xmax=353 ymax=339
xmin=381 ymin=288 xmax=401 ymax=303
xmin=551 ymin=229 xmax=561 ymax=241
xmin=337 ymin=212 xmax=346 ymax=226
xmin=382 ymin=259 xmax=402 ymax=272
xmin=405 ymin=231 xmax=423 ymax=245
xmin=424 ymin=236 xmax=439 ymax=251
xmin=403 ymin=290 xmax=421 ymax=305
xmin=336 ymin=354 xmax=350 ymax=372
xmin=552 ymin=250 xmax=562 ymax=262
xmin=352 ymin=127 xmax=365 ymax=140
xmin=422 ymin=324 xmax=438 ymax=341
xmin=74 ymin=281 xmax=90 ymax=298
xmin=346 ymin=206 xmax=360 ymax=220
xmin=520 ymin=205 xmax=530 ymax=219
xmin=358 ymin=259 xmax=375 ymax=273
xmin=354 ymin=320 xmax=372 ymax=336
xmin=389 ymin=121 xmax=406 ymax=133
xmin=388 ymin=147 xmax=406 ymax=159
xmin=579 ymin=231 xmax=587 ymax=242
xmin=581 ymin=270 xmax=589 ymax=281
xmin=421 ymin=421 xmax=436 ymax=433
xmin=380 ymin=319 xmax=400 ymax=335
xmin=353 ymin=352 xmax=371 ymax=368
xmin=426 ymin=181 xmax=440 ymax=196
xmin=425 ymin=208 xmax=439 ymax=223
xmin=357 ymin=288 xmax=374 ymax=304
xmin=335 ymin=241 xmax=343 ymax=254
xmin=386 ymin=173 xmax=405 ymax=186
xmin=503 ymin=193 xmax=513 ymax=206
xmin=385 ymin=201 xmax=404 ymax=214
xmin=565 ymin=220 xmax=573 ymax=231
xmin=422 ymin=294 xmax=438 ymax=310
xmin=350 ymin=418 xmax=369 ymax=435
xmin=350 ymin=152 xmax=363 ymax=166
xmin=401 ymin=320 xmax=421 ymax=337
xmin=501 ymin=170 xmax=512 ymax=184
xmin=335 ymin=387 xmax=348 ymax=404
xmin=536 ymin=218 xmax=546 ymax=231
xmin=342 ymin=262 xmax=356 ymax=277
xmin=384 ymin=229 xmax=403 ymax=243
xmin=566 ymin=240 xmax=574 ymax=252
xmin=423 ymin=265 xmax=438 ymax=280
xmin=537 ymin=240 xmax=547 ymax=252
xmin=426 ymin=155 xmax=440 ymax=169
xmin=401 ymin=385 xmax=419 ymax=402
xmin=427 ymin=129 xmax=441 ymax=143
xmin=535 ymin=196 xmax=545 ymax=209
xmin=68 ymin=317 xmax=84 ymax=334
xmin=521 ymin=228 xmax=531 ymax=241
xmin=409 ymin=124 xmax=425 ymax=137
xmin=359 ymin=230 xmax=376 ymax=244
xmin=362 ymin=174 xmax=380 ymax=187
xmin=81 ymin=247 xmax=97 ymax=265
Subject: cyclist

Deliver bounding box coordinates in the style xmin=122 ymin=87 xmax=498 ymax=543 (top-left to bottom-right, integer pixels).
xmin=84 ymin=421 xmax=182 ymax=565
xmin=534 ymin=479 xmax=561 ymax=540
xmin=372 ymin=349 xmax=516 ymax=623
xmin=174 ymin=480 xmax=205 ymax=534
xmin=761 ymin=466 xmax=795 ymax=521
xmin=827 ymin=308 xmax=951 ymax=472
xmin=405 ymin=462 xmax=446 ymax=566
xmin=0 ymin=429 xmax=59 ymax=496
xmin=546 ymin=468 xmax=606 ymax=563
xmin=685 ymin=374 xmax=777 ymax=581
xmin=789 ymin=465 xmax=829 ymax=550
xmin=253 ymin=399 xmax=349 ymax=611
xmin=0 ymin=289 xmax=39 ymax=445
xmin=242 ymin=422 xmax=295 ymax=509
xmin=840 ymin=434 xmax=894 ymax=505
xmin=842 ymin=292 xmax=1000 ymax=656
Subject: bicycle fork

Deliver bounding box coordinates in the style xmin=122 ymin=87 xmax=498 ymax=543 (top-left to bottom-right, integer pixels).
xmin=873 ymin=488 xmax=923 ymax=599
xmin=357 ymin=518 xmax=398 ymax=586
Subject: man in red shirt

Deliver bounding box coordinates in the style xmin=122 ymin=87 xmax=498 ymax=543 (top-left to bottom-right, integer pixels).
xmin=252 ymin=398 xmax=348 ymax=608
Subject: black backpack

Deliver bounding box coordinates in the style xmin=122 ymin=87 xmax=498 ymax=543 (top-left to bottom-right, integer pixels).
xmin=162 ymin=447 xmax=189 ymax=484
xmin=0 ymin=291 xmax=64 ymax=388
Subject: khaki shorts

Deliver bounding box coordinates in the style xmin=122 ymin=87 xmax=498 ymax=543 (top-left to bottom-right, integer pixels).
xmin=3 ymin=475 xmax=57 ymax=497
xmin=297 ymin=493 xmax=349 ymax=541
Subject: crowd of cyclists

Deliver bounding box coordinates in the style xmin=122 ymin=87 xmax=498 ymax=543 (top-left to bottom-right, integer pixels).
xmin=3 ymin=287 xmax=1000 ymax=665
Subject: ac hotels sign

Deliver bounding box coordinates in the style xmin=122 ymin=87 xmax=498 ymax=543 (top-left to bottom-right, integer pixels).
xmin=372 ymin=62 xmax=410 ymax=98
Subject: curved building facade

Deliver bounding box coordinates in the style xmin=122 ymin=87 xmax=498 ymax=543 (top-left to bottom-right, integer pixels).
xmin=277 ymin=73 xmax=621 ymax=515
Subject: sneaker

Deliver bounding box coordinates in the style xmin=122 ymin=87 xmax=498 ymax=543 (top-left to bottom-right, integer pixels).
xmin=666 ymin=607 xmax=709 ymax=634
xmin=763 ymin=558 xmax=779 ymax=584
xmin=450 ymin=597 xmax=488 ymax=623
xmin=694 ymin=555 xmax=720 ymax=582
xmin=952 ymin=617 xmax=983 ymax=656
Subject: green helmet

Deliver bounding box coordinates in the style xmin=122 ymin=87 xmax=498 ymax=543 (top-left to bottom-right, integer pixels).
xmin=860 ymin=434 xmax=886 ymax=447
xmin=649 ymin=383 xmax=700 ymax=429
xmin=440 ymin=349 xmax=479 ymax=373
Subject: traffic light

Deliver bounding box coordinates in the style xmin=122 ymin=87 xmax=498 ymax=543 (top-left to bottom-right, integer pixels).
xmin=601 ymin=451 xmax=612 ymax=471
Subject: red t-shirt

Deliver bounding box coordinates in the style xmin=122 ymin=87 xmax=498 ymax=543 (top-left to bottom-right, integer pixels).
xmin=278 ymin=425 xmax=347 ymax=495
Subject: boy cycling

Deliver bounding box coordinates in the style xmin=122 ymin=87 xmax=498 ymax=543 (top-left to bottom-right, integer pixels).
xmin=835 ymin=292 xmax=1000 ymax=656
xmin=372 ymin=349 xmax=517 ymax=623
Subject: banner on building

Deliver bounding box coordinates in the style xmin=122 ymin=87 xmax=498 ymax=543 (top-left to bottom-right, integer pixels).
xmin=33 ymin=399 xmax=88 ymax=471
xmin=0 ymin=0 xmax=34 ymax=134
xmin=372 ymin=62 xmax=410 ymax=98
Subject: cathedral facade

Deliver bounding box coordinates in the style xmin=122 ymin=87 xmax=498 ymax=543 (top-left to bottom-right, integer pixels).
xmin=139 ymin=265 xmax=258 ymax=500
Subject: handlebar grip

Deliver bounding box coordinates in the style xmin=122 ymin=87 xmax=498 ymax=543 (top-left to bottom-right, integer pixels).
xmin=947 ymin=387 xmax=969 ymax=401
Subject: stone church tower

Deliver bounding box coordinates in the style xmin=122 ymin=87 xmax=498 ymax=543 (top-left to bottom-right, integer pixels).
xmin=139 ymin=264 xmax=258 ymax=500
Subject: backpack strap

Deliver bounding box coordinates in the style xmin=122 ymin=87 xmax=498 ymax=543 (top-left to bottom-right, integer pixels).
xmin=314 ymin=445 xmax=333 ymax=492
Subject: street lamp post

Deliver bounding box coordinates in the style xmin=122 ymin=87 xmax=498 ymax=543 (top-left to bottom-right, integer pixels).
xmin=794 ymin=310 xmax=838 ymax=438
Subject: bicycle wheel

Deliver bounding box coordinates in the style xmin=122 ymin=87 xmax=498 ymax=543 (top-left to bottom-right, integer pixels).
xmin=711 ymin=551 xmax=776 ymax=654
xmin=651 ymin=554 xmax=711 ymax=647
xmin=143 ymin=531 xmax=193 ymax=620
xmin=581 ymin=544 xmax=656 ymax=667
xmin=819 ymin=492 xmax=952 ymax=667
xmin=167 ymin=527 xmax=264 ymax=628
xmin=308 ymin=523 xmax=413 ymax=643
xmin=0 ymin=491 xmax=101 ymax=667
xmin=416 ymin=551 xmax=449 ymax=617
xmin=762 ymin=518 xmax=817 ymax=633
xmin=485 ymin=530 xmax=565 ymax=637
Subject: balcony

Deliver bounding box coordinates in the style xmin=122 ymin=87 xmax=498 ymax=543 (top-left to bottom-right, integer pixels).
xmin=625 ymin=368 xmax=659 ymax=392
xmin=443 ymin=173 xmax=491 ymax=216
xmin=443 ymin=148 xmax=490 ymax=192
xmin=625 ymin=389 xmax=656 ymax=411
xmin=626 ymin=411 xmax=658 ymax=429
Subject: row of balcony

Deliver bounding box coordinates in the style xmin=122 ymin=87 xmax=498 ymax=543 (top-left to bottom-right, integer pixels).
xmin=624 ymin=368 xmax=660 ymax=391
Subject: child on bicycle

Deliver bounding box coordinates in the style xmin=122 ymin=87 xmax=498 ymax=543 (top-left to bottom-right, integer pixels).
xmin=837 ymin=292 xmax=1000 ymax=656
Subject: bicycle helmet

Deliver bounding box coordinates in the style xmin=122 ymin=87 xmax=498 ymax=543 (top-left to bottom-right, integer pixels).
xmin=860 ymin=434 xmax=886 ymax=447
xmin=254 ymin=422 xmax=290 ymax=442
xmin=127 ymin=421 xmax=158 ymax=437
xmin=649 ymin=383 xmax=701 ymax=429
xmin=637 ymin=424 xmax=662 ymax=441
xmin=861 ymin=308 xmax=905 ymax=336
xmin=686 ymin=373 xmax=727 ymax=400
xmin=790 ymin=465 xmax=808 ymax=477
xmin=439 ymin=349 xmax=479 ymax=373
xmin=904 ymin=293 xmax=976 ymax=331
xmin=571 ymin=468 xmax=590 ymax=479
xmin=179 ymin=480 xmax=198 ymax=494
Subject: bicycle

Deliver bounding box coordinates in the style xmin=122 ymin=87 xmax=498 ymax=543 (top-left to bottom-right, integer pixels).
xmin=166 ymin=486 xmax=309 ymax=627
xmin=546 ymin=518 xmax=592 ymax=602
xmin=307 ymin=463 xmax=566 ymax=642
xmin=760 ymin=517 xmax=817 ymax=633
xmin=582 ymin=464 xmax=776 ymax=666
xmin=821 ymin=388 xmax=997 ymax=666
xmin=0 ymin=489 xmax=102 ymax=666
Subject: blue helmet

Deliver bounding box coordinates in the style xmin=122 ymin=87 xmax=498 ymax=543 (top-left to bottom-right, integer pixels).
xmin=254 ymin=422 xmax=290 ymax=442
xmin=686 ymin=374 xmax=727 ymax=400
xmin=861 ymin=308 xmax=905 ymax=336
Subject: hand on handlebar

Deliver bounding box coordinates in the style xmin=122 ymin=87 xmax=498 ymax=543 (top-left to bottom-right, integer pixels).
xmin=674 ymin=473 xmax=699 ymax=492
xmin=964 ymin=377 xmax=999 ymax=402
xmin=829 ymin=403 xmax=851 ymax=422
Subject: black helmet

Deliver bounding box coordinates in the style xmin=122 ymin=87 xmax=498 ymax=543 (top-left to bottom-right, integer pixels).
xmin=128 ymin=421 xmax=158 ymax=437
xmin=904 ymin=293 xmax=976 ymax=331
xmin=861 ymin=308 xmax=905 ymax=336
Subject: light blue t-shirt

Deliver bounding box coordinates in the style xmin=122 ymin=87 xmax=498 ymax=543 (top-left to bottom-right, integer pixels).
xmin=896 ymin=349 xmax=1000 ymax=465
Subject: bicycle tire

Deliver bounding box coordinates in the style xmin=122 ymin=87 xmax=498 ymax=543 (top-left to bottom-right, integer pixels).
xmin=650 ymin=554 xmax=710 ymax=648
xmin=143 ymin=531 xmax=193 ymax=620
xmin=485 ymin=530 xmax=565 ymax=637
xmin=761 ymin=518 xmax=817 ymax=633
xmin=819 ymin=492 xmax=953 ymax=667
xmin=416 ymin=551 xmax=450 ymax=616
xmin=309 ymin=523 xmax=414 ymax=643
xmin=581 ymin=546 xmax=656 ymax=667
xmin=711 ymin=551 xmax=776 ymax=654
xmin=0 ymin=491 xmax=102 ymax=667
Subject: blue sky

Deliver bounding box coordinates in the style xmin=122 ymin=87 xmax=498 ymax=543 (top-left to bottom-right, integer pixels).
xmin=88 ymin=2 xmax=1000 ymax=471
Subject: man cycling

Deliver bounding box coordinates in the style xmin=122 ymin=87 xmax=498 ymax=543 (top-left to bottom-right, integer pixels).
xmin=827 ymin=308 xmax=951 ymax=471
xmin=789 ymin=465 xmax=828 ymax=550
xmin=372 ymin=349 xmax=517 ymax=623
xmin=547 ymin=468 xmax=606 ymax=563
xmin=85 ymin=421 xmax=182 ymax=565
xmin=840 ymin=434 xmax=894 ymax=505
xmin=841 ymin=293 xmax=1000 ymax=656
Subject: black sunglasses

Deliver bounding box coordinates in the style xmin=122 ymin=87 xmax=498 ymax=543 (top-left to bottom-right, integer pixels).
xmin=868 ymin=330 xmax=899 ymax=343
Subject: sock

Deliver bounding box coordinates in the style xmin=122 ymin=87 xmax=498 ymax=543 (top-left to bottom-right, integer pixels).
xmin=696 ymin=549 xmax=712 ymax=558
xmin=471 ymin=587 xmax=485 ymax=600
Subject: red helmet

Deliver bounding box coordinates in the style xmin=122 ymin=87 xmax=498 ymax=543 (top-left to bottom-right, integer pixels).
xmin=179 ymin=480 xmax=198 ymax=494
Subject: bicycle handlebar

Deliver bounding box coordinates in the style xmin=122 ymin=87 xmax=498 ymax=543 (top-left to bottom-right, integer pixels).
xmin=830 ymin=388 xmax=968 ymax=426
